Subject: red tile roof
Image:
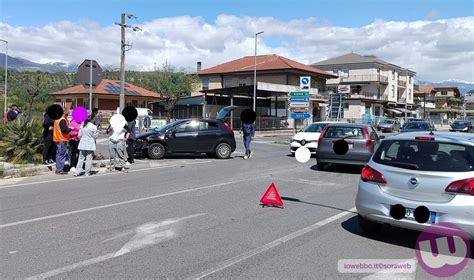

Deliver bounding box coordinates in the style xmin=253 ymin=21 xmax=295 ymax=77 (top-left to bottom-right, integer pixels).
xmin=50 ymin=79 xmax=161 ymax=98
xmin=198 ymin=54 xmax=337 ymax=78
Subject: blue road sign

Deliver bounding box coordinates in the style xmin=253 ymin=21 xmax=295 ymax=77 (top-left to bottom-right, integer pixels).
xmin=288 ymin=96 xmax=309 ymax=102
xmin=290 ymin=113 xmax=312 ymax=119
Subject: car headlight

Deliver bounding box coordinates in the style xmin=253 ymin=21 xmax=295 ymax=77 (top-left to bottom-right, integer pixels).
xmin=463 ymin=127 xmax=468 ymax=131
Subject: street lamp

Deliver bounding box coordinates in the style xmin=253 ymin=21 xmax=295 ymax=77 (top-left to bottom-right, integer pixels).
xmin=115 ymin=13 xmax=141 ymax=112
xmin=253 ymin=31 xmax=264 ymax=112
xmin=0 ymin=39 xmax=7 ymax=114
xmin=404 ymin=68 xmax=414 ymax=120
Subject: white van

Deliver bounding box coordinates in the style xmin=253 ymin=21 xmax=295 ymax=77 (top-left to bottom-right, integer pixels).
xmin=116 ymin=107 xmax=153 ymax=117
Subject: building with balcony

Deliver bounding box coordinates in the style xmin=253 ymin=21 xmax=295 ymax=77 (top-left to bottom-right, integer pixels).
xmin=311 ymin=53 xmax=416 ymax=120
xmin=185 ymin=54 xmax=337 ymax=129
xmin=414 ymin=86 xmax=462 ymax=122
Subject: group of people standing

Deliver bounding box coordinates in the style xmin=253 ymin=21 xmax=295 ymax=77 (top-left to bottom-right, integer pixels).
xmin=42 ymin=107 xmax=135 ymax=176
xmin=3 ymin=105 xmax=23 ymax=123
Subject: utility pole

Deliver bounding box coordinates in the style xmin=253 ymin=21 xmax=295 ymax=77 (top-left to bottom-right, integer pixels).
xmin=115 ymin=13 xmax=141 ymax=112
xmin=119 ymin=13 xmax=126 ymax=111
xmin=0 ymin=39 xmax=8 ymax=114
xmin=253 ymin=31 xmax=264 ymax=112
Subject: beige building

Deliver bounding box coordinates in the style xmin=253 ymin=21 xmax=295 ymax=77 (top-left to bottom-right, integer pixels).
xmin=311 ymin=53 xmax=416 ymax=120
xmin=194 ymin=54 xmax=337 ymax=126
xmin=415 ymin=86 xmax=462 ymax=122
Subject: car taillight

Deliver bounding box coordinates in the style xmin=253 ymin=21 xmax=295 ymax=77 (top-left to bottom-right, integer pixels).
xmin=445 ymin=178 xmax=474 ymax=196
xmin=361 ymin=165 xmax=387 ymax=184
xmin=318 ymin=127 xmax=328 ymax=143
xmin=415 ymin=136 xmax=435 ymax=141
xmin=363 ymin=128 xmax=373 ymax=149
xmin=223 ymin=122 xmax=233 ymax=133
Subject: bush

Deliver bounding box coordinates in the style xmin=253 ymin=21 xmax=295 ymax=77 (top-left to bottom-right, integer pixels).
xmin=0 ymin=117 xmax=43 ymax=164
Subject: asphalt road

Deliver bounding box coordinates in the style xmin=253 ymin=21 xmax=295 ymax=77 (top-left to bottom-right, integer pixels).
xmin=1 ymin=134 xmax=472 ymax=279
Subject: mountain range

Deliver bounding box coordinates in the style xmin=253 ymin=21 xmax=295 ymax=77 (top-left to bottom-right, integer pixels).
xmin=1 ymin=54 xmax=473 ymax=93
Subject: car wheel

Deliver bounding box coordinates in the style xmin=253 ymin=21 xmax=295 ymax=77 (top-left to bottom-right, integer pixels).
xmin=316 ymin=161 xmax=326 ymax=171
xmin=358 ymin=214 xmax=383 ymax=234
xmin=215 ymin=143 xmax=232 ymax=159
xmin=147 ymin=143 xmax=165 ymax=159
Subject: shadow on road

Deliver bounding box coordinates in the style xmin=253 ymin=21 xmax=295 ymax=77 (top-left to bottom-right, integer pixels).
xmin=310 ymin=163 xmax=363 ymax=174
xmin=341 ymin=216 xmax=474 ymax=259
xmin=281 ymin=197 xmax=358 ymax=214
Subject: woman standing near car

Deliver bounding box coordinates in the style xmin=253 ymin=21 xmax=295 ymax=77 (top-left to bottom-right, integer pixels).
xmin=74 ymin=115 xmax=98 ymax=176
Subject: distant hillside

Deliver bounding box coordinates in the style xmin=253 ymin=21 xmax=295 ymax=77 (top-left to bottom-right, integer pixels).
xmin=417 ymin=79 xmax=474 ymax=94
xmin=0 ymin=54 xmax=79 ymax=73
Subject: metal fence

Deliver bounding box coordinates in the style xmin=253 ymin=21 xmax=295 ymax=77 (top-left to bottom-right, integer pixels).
xmin=226 ymin=117 xmax=290 ymax=131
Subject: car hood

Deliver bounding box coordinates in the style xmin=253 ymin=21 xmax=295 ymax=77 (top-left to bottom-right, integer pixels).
xmin=292 ymin=132 xmax=321 ymax=141
xmin=136 ymin=130 xmax=162 ymax=139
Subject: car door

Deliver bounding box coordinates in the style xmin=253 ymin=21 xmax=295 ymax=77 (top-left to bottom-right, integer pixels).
xmin=195 ymin=121 xmax=221 ymax=152
xmin=166 ymin=120 xmax=198 ymax=153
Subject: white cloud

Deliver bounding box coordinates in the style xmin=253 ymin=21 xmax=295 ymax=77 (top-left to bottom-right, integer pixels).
xmin=0 ymin=15 xmax=473 ymax=82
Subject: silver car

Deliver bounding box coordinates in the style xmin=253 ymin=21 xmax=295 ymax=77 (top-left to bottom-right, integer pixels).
xmin=355 ymin=131 xmax=474 ymax=239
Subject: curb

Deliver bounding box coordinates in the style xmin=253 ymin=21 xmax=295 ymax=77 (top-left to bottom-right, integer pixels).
xmin=1 ymin=159 xmax=112 ymax=179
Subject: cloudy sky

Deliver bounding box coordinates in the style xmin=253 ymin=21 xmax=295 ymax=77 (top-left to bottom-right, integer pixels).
xmin=0 ymin=0 xmax=473 ymax=82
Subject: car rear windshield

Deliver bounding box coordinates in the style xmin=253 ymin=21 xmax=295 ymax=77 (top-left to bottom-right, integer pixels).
xmin=323 ymin=126 xmax=365 ymax=139
xmin=382 ymin=120 xmax=395 ymax=124
xmin=373 ymin=140 xmax=474 ymax=172
xmin=452 ymin=121 xmax=470 ymax=126
xmin=404 ymin=122 xmax=429 ymax=129
xmin=303 ymin=123 xmax=328 ymax=132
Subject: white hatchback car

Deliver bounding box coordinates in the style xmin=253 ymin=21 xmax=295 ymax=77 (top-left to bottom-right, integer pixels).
xmin=355 ymin=131 xmax=474 ymax=239
xmin=289 ymin=122 xmax=334 ymax=155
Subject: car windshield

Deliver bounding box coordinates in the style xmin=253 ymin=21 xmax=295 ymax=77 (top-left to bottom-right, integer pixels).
xmin=323 ymin=127 xmax=365 ymax=139
xmin=404 ymin=122 xmax=429 ymax=129
xmin=302 ymin=123 xmax=327 ymax=132
xmin=373 ymin=140 xmax=474 ymax=172
xmin=382 ymin=120 xmax=394 ymax=124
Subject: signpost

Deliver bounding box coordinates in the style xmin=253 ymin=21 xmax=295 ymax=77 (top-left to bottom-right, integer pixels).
xmin=78 ymin=59 xmax=103 ymax=111
xmin=288 ymin=77 xmax=312 ymax=133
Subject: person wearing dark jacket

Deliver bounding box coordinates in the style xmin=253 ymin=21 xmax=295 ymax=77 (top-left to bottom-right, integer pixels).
xmin=53 ymin=110 xmax=72 ymax=174
xmin=126 ymin=121 xmax=136 ymax=165
xmin=240 ymin=122 xmax=256 ymax=159
xmin=7 ymin=106 xmax=18 ymax=122
xmin=42 ymin=108 xmax=55 ymax=165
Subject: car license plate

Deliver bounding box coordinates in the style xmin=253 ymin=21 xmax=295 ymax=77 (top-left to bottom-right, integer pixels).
xmin=348 ymin=143 xmax=353 ymax=149
xmin=397 ymin=207 xmax=437 ymax=224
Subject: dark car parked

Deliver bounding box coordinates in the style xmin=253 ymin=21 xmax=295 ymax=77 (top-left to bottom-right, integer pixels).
xmin=376 ymin=119 xmax=400 ymax=132
xmin=315 ymin=123 xmax=384 ymax=170
xmin=400 ymin=121 xmax=431 ymax=133
xmin=134 ymin=106 xmax=237 ymax=159
xmin=450 ymin=120 xmax=472 ymax=132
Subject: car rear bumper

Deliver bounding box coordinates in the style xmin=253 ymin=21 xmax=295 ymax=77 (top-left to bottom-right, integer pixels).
xmin=356 ymin=181 xmax=474 ymax=239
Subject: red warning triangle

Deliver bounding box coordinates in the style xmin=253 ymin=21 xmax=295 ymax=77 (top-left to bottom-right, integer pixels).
xmin=260 ymin=182 xmax=284 ymax=207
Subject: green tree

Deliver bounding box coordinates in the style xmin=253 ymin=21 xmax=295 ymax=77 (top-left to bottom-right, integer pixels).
xmin=16 ymin=72 xmax=52 ymax=118
xmin=149 ymin=63 xmax=200 ymax=118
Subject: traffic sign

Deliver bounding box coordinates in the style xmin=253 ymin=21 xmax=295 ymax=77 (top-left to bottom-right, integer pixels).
xmin=288 ymin=96 xmax=309 ymax=102
xmin=288 ymin=107 xmax=310 ymax=113
xmin=300 ymin=76 xmax=311 ymax=91
xmin=288 ymin=91 xmax=310 ymax=97
xmin=290 ymin=113 xmax=312 ymax=119
xmin=78 ymin=59 xmax=102 ymax=87
xmin=289 ymin=102 xmax=310 ymax=107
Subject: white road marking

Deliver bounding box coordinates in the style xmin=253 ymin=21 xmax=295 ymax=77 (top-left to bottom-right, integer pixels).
xmin=25 ymin=214 xmax=206 ymax=280
xmin=0 ymin=177 xmax=26 ymax=186
xmin=0 ymin=178 xmax=252 ymax=229
xmin=190 ymin=207 xmax=357 ymax=279
xmin=0 ymin=160 xmax=215 ymax=189
xmin=114 ymin=213 xmax=205 ymax=257
xmin=25 ymin=253 xmax=116 ymax=280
